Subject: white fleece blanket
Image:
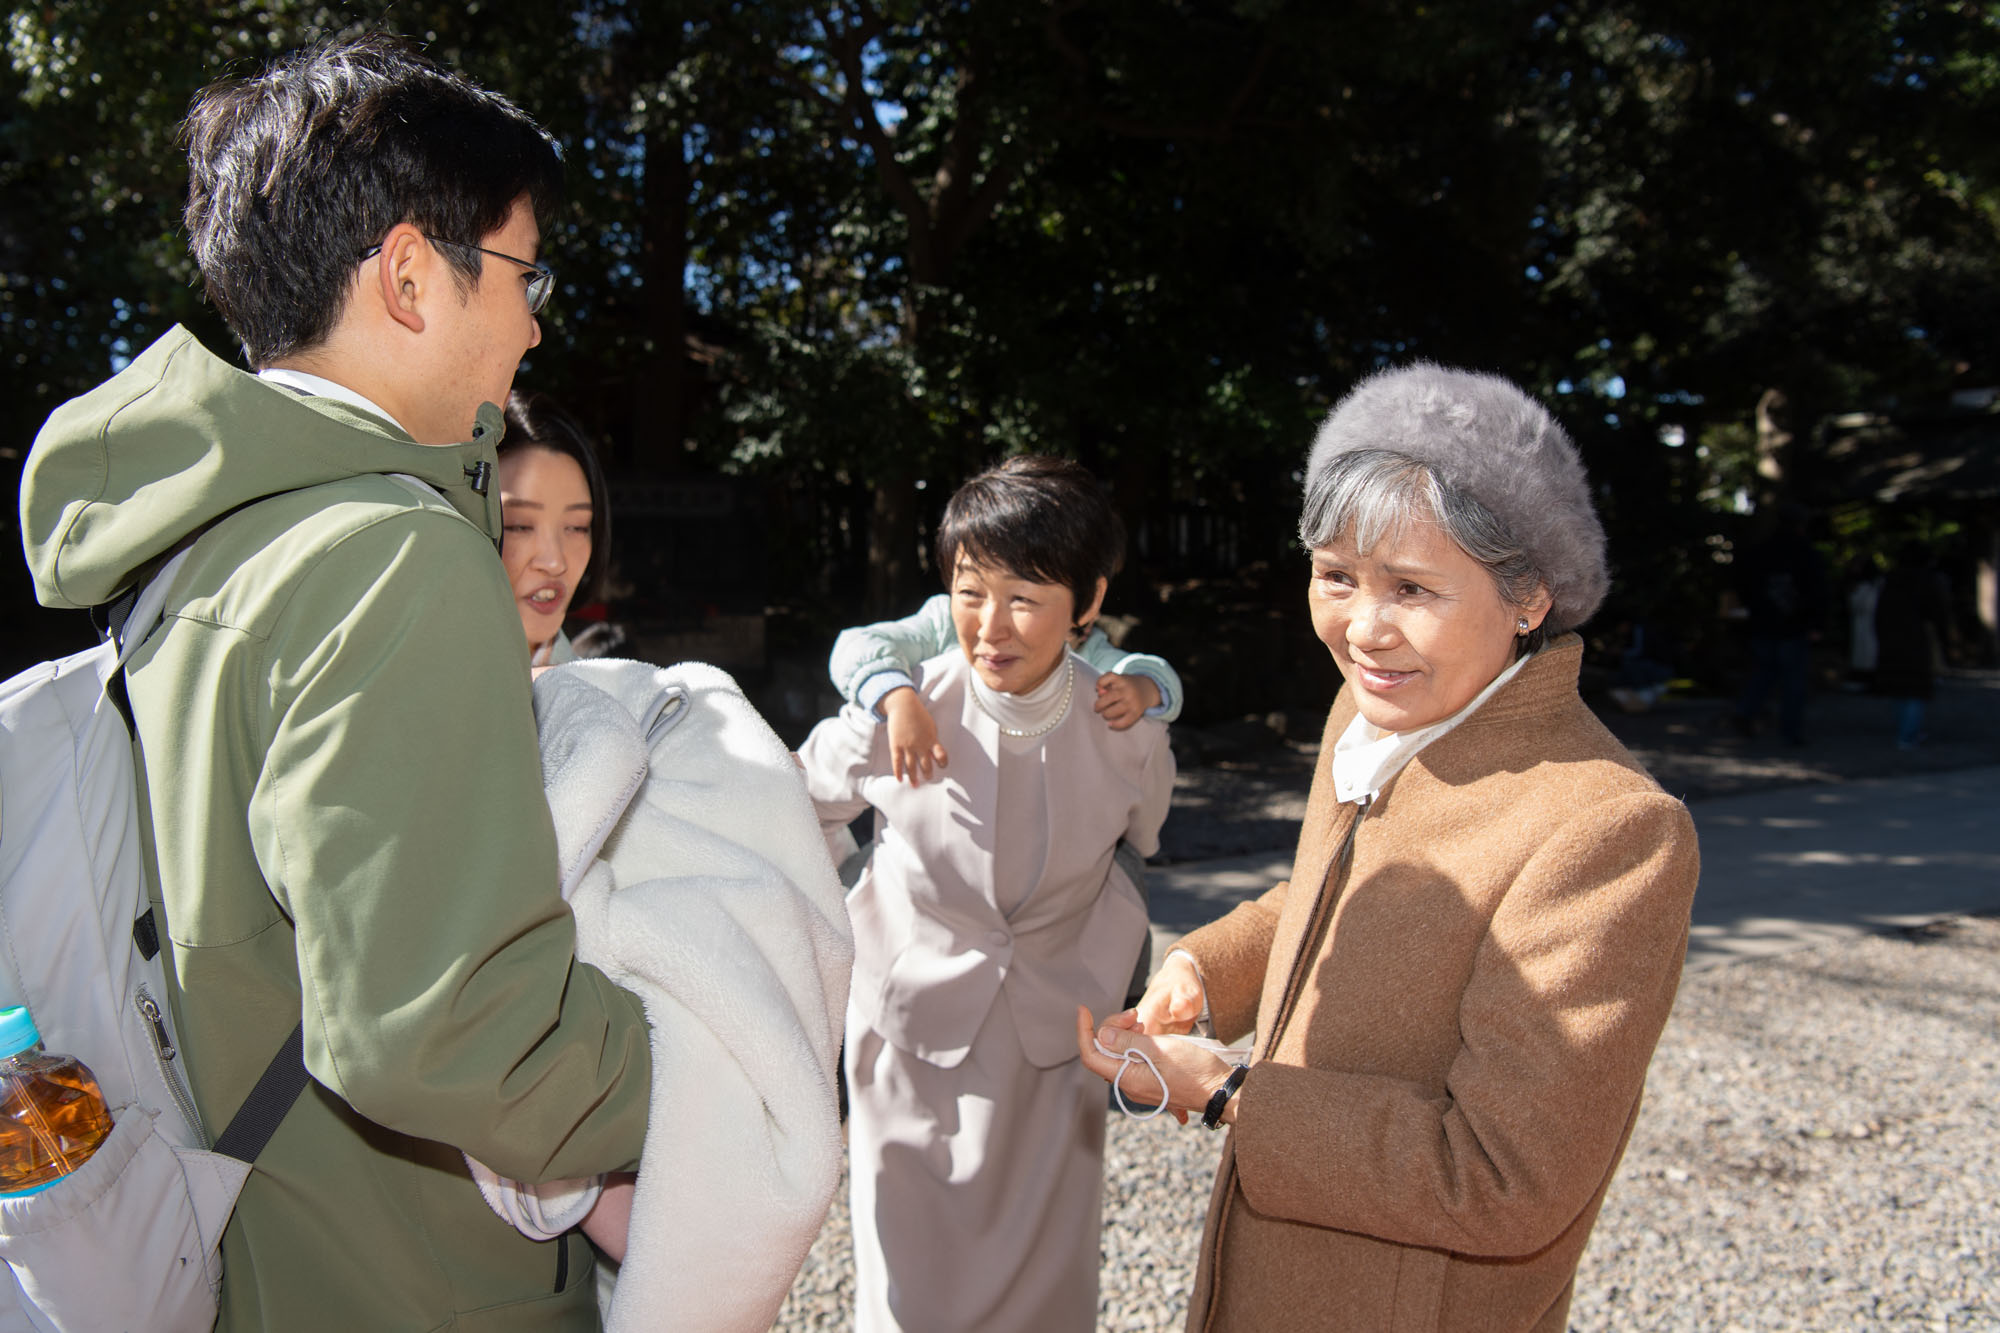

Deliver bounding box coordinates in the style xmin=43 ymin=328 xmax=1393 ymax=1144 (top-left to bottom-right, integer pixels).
xmin=467 ymin=659 xmax=853 ymax=1333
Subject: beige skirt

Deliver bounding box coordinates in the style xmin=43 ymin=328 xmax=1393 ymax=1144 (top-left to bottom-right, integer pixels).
xmin=845 ymin=988 xmax=1108 ymax=1333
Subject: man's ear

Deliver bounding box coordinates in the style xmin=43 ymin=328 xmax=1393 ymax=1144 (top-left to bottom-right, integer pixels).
xmin=369 ymin=223 xmax=429 ymax=334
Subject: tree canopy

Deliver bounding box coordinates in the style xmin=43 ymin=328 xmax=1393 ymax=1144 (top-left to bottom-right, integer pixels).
xmin=7 ymin=0 xmax=1998 ymax=695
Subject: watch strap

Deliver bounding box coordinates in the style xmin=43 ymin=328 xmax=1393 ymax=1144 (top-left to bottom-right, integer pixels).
xmin=1201 ymin=1062 xmax=1249 ymax=1130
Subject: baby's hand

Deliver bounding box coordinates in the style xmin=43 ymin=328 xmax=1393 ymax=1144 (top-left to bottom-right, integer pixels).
xmin=882 ymin=687 xmax=949 ymax=785
xmin=582 ymin=1172 xmax=635 ymax=1262
xmin=1093 ymin=673 xmax=1162 ymax=729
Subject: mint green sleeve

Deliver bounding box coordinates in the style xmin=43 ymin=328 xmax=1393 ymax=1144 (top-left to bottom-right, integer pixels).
xmin=249 ymin=509 xmax=651 ymax=1183
xmin=828 ymin=593 xmax=956 ymax=708
xmin=1076 ymin=626 xmax=1185 ymax=722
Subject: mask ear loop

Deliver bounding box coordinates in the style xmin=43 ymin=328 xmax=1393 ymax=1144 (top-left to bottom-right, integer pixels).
xmin=1093 ymin=1036 xmax=1167 ymax=1120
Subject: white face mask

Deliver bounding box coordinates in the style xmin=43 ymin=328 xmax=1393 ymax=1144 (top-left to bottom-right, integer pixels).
xmin=1094 ymin=1036 xmax=1169 ymax=1121
xmin=1094 ymin=1032 xmax=1244 ymax=1120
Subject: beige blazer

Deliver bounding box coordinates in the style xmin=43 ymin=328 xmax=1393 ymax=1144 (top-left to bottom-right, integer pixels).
xmin=801 ymin=651 xmax=1174 ymax=1069
xmin=1177 ymin=636 xmax=1699 ymax=1332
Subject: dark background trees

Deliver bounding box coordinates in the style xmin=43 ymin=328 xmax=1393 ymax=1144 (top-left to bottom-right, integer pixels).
xmin=7 ymin=0 xmax=1998 ymax=719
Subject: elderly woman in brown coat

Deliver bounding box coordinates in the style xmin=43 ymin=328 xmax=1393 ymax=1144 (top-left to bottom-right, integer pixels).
xmin=1078 ymin=364 xmax=1701 ymax=1332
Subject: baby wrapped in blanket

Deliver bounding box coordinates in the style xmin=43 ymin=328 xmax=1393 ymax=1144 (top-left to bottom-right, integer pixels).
xmin=467 ymin=658 xmax=853 ymax=1333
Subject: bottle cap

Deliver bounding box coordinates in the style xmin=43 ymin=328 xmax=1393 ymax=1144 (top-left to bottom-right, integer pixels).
xmin=0 ymin=1007 xmax=43 ymax=1060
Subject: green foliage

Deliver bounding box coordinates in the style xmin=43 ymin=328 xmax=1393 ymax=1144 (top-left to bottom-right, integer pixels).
xmin=7 ymin=0 xmax=2000 ymax=680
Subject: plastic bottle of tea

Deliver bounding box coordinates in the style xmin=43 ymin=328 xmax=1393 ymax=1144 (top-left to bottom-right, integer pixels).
xmin=0 ymin=1006 xmax=114 ymax=1197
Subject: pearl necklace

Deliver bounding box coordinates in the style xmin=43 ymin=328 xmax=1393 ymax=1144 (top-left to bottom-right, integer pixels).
xmin=971 ymin=656 xmax=1075 ymax=739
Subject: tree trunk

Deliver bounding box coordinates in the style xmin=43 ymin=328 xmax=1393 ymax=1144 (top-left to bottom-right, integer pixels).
xmin=632 ymin=24 xmax=691 ymax=477
xmin=866 ymin=480 xmax=920 ymax=616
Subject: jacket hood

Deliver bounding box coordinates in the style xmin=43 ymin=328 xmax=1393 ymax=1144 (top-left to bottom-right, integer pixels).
xmin=20 ymin=325 xmax=506 ymax=610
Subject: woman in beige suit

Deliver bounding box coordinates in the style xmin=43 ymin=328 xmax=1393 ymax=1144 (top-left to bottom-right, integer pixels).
xmin=801 ymin=456 xmax=1174 ymax=1333
xmin=1078 ymin=365 xmax=1700 ymax=1332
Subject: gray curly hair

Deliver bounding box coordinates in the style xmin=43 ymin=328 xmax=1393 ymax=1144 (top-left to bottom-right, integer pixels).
xmin=1300 ymin=363 xmax=1609 ymax=653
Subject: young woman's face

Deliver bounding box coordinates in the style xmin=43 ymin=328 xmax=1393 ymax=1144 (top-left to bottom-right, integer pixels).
xmin=1308 ymin=516 xmax=1547 ymax=733
xmin=949 ymin=557 xmax=1093 ymax=696
xmin=497 ymin=445 xmax=593 ymax=656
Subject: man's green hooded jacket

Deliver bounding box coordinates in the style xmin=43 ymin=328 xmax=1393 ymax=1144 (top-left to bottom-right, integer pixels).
xmin=19 ymin=327 xmax=651 ymax=1331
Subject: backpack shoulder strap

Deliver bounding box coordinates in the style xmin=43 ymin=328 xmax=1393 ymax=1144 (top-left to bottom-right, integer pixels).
xmin=97 ymin=543 xmax=307 ymax=1164
xmin=98 ymin=547 xmax=194 ymax=733
xmin=210 ymin=1023 xmax=309 ymax=1163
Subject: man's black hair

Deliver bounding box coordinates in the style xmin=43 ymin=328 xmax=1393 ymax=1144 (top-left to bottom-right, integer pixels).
xmin=935 ymin=455 xmax=1126 ymax=629
xmin=181 ymin=33 xmax=563 ymax=365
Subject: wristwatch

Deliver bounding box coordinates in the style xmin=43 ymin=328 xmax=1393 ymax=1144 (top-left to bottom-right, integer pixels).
xmin=1201 ymin=1063 xmax=1249 ymax=1130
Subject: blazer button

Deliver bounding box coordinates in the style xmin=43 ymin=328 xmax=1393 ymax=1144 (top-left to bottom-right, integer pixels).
xmin=986 ymin=929 xmax=1010 ymax=949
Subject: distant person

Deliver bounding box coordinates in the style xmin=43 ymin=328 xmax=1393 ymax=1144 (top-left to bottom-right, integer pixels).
xmin=1874 ymin=541 xmax=1953 ymax=749
xmin=18 ymin=36 xmax=652 ymax=1329
xmin=800 ymin=456 xmax=1174 ymax=1332
xmin=829 ymin=549 xmax=1181 ymax=786
xmin=1730 ymin=501 xmax=1827 ymax=744
xmin=499 ymin=390 xmax=613 ymax=667
xmin=1844 ymin=554 xmax=1883 ymax=689
xmin=1608 ymin=615 xmax=1675 ymax=712
xmin=1078 ymin=364 xmax=1699 ymax=1333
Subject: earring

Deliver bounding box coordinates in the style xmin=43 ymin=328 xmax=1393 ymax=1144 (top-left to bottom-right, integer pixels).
xmin=1516 ymin=617 xmax=1531 ymax=635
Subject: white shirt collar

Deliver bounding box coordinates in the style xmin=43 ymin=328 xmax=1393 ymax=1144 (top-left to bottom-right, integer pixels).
xmin=1331 ymin=650 xmax=1534 ymax=806
xmin=256 ymin=368 xmax=408 ymax=435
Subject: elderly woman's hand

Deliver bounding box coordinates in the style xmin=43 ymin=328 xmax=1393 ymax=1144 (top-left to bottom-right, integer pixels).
xmin=1074 ymin=1007 xmax=1241 ymax=1126
xmin=1132 ymin=951 xmax=1206 ymax=1036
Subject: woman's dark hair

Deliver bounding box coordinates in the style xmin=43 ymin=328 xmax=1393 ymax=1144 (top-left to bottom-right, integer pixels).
xmin=935 ymin=455 xmax=1126 ymax=628
xmin=181 ymin=33 xmax=563 ymax=365
xmin=500 ymin=391 xmax=612 ymax=605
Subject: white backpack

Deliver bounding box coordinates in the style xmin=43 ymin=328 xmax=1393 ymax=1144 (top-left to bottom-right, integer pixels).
xmin=0 ymin=552 xmax=306 ymax=1333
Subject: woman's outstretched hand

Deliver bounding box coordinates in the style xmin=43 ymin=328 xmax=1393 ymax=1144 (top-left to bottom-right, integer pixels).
xmin=1074 ymin=1006 xmax=1239 ymax=1127
xmin=1133 ymin=951 xmax=1205 ymax=1036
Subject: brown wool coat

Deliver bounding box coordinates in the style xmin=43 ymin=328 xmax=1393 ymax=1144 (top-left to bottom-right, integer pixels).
xmin=1177 ymin=636 xmax=1700 ymax=1333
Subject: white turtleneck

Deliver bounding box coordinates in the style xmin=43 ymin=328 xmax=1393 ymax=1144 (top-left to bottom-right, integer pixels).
xmin=969 ymin=650 xmax=1077 ymax=754
xmin=969 ymin=651 xmax=1077 ymax=916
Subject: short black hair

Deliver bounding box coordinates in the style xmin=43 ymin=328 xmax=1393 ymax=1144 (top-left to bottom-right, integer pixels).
xmin=500 ymin=390 xmax=612 ymax=606
xmin=935 ymin=455 xmax=1126 ymax=627
xmin=181 ymin=33 xmax=563 ymax=365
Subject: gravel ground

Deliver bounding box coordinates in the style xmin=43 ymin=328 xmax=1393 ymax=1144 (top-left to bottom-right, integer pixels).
xmin=774 ymin=916 xmax=2000 ymax=1331
xmin=1572 ymin=915 xmax=2000 ymax=1332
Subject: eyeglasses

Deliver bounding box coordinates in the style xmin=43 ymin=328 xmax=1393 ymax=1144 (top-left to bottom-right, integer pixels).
xmin=359 ymin=237 xmax=555 ymax=315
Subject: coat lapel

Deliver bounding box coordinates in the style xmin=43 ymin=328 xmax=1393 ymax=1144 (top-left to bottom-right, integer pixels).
xmin=946 ymin=672 xmax=1004 ymax=913
xmin=1254 ymin=703 xmax=1359 ymax=1054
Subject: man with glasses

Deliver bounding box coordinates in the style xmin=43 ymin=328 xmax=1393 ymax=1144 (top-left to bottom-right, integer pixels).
xmin=19 ymin=34 xmax=648 ymax=1332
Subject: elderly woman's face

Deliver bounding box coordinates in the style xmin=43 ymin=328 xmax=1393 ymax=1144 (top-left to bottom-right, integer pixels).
xmin=950 ymin=556 xmax=1087 ymax=696
xmin=1309 ymin=518 xmax=1547 ymax=733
